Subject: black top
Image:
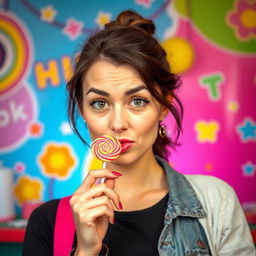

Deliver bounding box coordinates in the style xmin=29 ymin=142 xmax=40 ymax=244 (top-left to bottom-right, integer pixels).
xmin=22 ymin=193 xmax=168 ymax=256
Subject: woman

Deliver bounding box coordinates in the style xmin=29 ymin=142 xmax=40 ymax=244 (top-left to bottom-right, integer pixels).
xmin=23 ymin=10 xmax=255 ymax=256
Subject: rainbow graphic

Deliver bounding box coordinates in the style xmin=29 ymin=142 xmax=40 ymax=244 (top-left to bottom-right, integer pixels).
xmin=0 ymin=12 xmax=31 ymax=95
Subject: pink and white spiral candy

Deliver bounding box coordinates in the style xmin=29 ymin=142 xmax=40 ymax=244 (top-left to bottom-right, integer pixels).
xmin=91 ymin=135 xmax=122 ymax=162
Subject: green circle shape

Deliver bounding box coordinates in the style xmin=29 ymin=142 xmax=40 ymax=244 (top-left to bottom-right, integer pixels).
xmin=174 ymin=0 xmax=256 ymax=54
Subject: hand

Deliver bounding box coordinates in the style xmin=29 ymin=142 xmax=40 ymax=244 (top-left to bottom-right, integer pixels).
xmin=70 ymin=169 xmax=122 ymax=255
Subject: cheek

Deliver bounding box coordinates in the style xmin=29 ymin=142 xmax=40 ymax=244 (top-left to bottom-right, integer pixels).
xmin=84 ymin=116 xmax=108 ymax=138
xmin=133 ymin=112 xmax=159 ymax=136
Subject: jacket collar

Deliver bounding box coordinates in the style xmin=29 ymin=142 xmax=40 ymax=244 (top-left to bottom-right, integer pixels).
xmin=156 ymin=156 xmax=207 ymax=222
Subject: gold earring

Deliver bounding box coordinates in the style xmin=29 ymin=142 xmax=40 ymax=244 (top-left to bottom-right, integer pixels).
xmin=159 ymin=123 xmax=166 ymax=138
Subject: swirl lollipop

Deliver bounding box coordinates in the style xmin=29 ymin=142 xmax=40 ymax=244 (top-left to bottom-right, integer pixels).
xmin=91 ymin=135 xmax=122 ymax=184
xmin=91 ymin=135 xmax=122 ymax=164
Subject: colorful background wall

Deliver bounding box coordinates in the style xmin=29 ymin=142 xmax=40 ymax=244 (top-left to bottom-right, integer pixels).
xmin=0 ymin=0 xmax=255 ymax=216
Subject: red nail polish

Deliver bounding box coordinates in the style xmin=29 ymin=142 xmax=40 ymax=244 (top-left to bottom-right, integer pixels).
xmin=119 ymin=201 xmax=123 ymax=210
xmin=112 ymin=171 xmax=122 ymax=176
xmin=112 ymin=217 xmax=115 ymax=224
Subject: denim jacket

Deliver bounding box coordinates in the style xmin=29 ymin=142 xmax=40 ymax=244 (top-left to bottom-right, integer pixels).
xmin=156 ymin=156 xmax=211 ymax=256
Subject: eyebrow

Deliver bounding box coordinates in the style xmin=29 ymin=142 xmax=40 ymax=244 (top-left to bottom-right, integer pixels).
xmin=125 ymin=85 xmax=148 ymax=95
xmin=86 ymin=88 xmax=109 ymax=96
xmin=86 ymin=85 xmax=148 ymax=96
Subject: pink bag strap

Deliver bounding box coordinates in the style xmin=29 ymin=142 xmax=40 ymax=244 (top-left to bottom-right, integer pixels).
xmin=54 ymin=196 xmax=75 ymax=256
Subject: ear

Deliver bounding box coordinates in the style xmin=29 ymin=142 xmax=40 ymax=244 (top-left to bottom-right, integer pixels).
xmin=159 ymin=95 xmax=172 ymax=121
xmin=160 ymin=106 xmax=169 ymax=121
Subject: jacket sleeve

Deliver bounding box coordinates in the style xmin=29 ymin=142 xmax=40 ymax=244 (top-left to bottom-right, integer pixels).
xmin=218 ymin=185 xmax=255 ymax=256
xmin=186 ymin=175 xmax=255 ymax=256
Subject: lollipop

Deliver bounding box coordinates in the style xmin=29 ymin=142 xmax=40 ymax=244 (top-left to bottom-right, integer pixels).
xmin=91 ymin=135 xmax=122 ymax=184
xmin=91 ymin=135 xmax=122 ymax=165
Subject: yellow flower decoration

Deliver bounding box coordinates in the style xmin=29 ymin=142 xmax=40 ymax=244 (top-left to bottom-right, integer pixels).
xmin=39 ymin=143 xmax=76 ymax=179
xmin=14 ymin=176 xmax=43 ymax=205
xmin=227 ymin=101 xmax=239 ymax=112
xmin=195 ymin=120 xmax=220 ymax=143
xmin=40 ymin=5 xmax=57 ymax=23
xmin=95 ymin=12 xmax=111 ymax=29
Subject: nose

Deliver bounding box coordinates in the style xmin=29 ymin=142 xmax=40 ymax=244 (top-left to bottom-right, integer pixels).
xmin=110 ymin=105 xmax=128 ymax=133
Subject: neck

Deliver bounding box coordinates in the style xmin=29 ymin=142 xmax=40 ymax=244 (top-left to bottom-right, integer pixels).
xmin=107 ymin=151 xmax=168 ymax=196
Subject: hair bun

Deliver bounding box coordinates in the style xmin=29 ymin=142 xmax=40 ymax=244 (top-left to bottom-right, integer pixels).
xmin=105 ymin=10 xmax=155 ymax=36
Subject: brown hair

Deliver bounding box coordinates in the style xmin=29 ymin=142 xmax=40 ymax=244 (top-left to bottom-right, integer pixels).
xmin=67 ymin=10 xmax=183 ymax=159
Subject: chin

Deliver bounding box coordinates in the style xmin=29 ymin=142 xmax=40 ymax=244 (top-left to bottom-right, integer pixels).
xmin=113 ymin=150 xmax=149 ymax=167
xmin=112 ymin=155 xmax=133 ymax=166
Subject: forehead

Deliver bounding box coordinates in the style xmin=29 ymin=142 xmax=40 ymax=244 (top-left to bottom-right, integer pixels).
xmin=83 ymin=60 xmax=143 ymax=88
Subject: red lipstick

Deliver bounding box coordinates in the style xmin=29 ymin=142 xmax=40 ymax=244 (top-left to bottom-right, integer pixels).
xmin=118 ymin=139 xmax=134 ymax=153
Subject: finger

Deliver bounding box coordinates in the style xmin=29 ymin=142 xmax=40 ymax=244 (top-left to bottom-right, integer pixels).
xmin=79 ymin=205 xmax=115 ymax=226
xmin=72 ymin=195 xmax=112 ymax=216
xmin=74 ymin=196 xmax=115 ymax=225
xmin=82 ymin=196 xmax=114 ymax=211
xmin=88 ymin=183 xmax=120 ymax=209
xmin=72 ymin=193 xmax=117 ymax=216
xmin=74 ymin=169 xmax=122 ymax=194
xmin=74 ymin=183 xmax=121 ymax=210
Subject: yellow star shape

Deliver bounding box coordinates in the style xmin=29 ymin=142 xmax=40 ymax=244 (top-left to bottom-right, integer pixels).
xmin=41 ymin=5 xmax=57 ymax=23
xmin=227 ymin=101 xmax=239 ymax=112
xmin=95 ymin=12 xmax=111 ymax=28
xmin=195 ymin=120 xmax=220 ymax=143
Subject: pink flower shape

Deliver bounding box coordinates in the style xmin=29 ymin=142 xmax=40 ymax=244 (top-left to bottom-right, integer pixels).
xmin=136 ymin=0 xmax=155 ymax=8
xmin=14 ymin=162 xmax=26 ymax=173
xmin=63 ymin=18 xmax=83 ymax=40
xmin=227 ymin=0 xmax=256 ymax=41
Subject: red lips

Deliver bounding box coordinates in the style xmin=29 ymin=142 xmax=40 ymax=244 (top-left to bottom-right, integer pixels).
xmin=118 ymin=139 xmax=134 ymax=153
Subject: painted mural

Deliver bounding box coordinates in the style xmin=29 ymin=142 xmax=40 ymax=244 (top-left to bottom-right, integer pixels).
xmin=0 ymin=0 xmax=255 ymax=215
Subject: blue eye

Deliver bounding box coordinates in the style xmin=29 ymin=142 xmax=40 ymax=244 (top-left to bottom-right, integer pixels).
xmin=130 ymin=98 xmax=149 ymax=107
xmin=90 ymin=100 xmax=108 ymax=109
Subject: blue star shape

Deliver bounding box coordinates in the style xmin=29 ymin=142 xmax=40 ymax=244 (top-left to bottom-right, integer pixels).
xmin=238 ymin=119 xmax=256 ymax=142
xmin=242 ymin=162 xmax=255 ymax=176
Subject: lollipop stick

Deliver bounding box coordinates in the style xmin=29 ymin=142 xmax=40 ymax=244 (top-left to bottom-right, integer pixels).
xmin=100 ymin=161 xmax=107 ymax=183
xmin=95 ymin=161 xmax=107 ymax=184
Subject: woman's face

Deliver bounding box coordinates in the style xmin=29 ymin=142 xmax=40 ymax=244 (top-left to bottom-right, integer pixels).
xmin=81 ymin=60 xmax=167 ymax=165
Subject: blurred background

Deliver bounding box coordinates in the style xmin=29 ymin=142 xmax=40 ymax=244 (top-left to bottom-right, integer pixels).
xmin=0 ymin=0 xmax=255 ymax=253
